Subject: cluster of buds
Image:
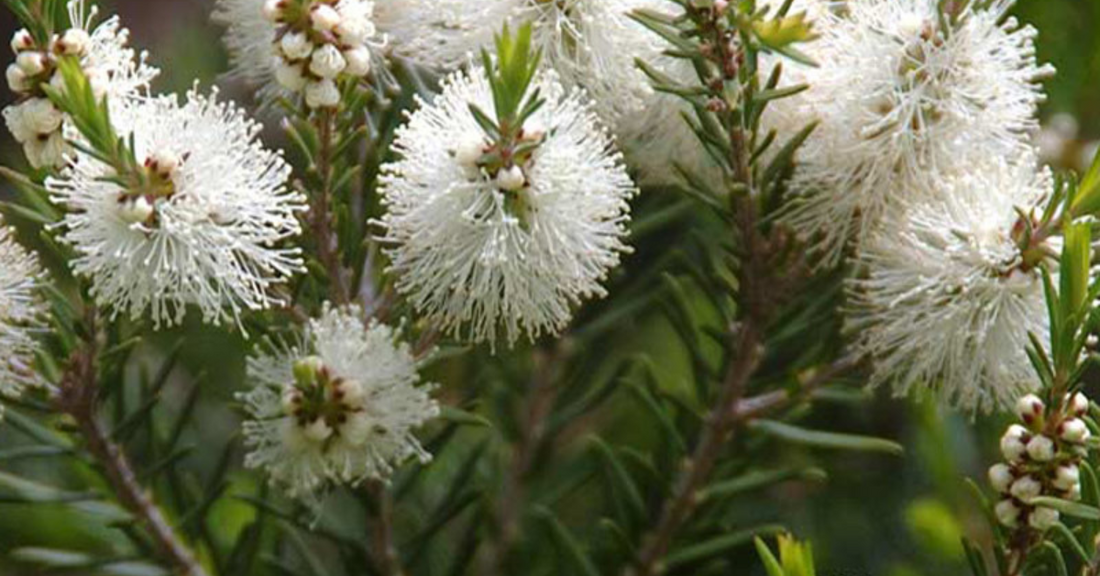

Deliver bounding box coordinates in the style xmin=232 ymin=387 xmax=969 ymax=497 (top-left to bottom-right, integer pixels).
xmin=4 ymin=27 xmax=100 ymax=169
xmin=262 ymin=0 xmax=376 ymax=109
xmin=452 ymin=123 xmax=547 ymax=191
xmin=281 ymin=356 xmax=376 ymax=447
xmin=116 ymin=150 xmax=184 ymax=226
xmin=990 ymin=392 xmax=1094 ymax=531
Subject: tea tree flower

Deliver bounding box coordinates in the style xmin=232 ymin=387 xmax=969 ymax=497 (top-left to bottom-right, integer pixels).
xmin=46 ymin=89 xmax=306 ymax=328
xmin=2 ymin=0 xmax=158 ymax=168
xmin=0 ymin=222 xmax=45 ymax=419
xmin=990 ymin=392 xmax=1091 ymax=533
xmin=846 ymin=158 xmax=1051 ymax=412
xmin=239 ymin=304 xmax=439 ymax=497
xmin=782 ymin=0 xmax=1053 ymax=263
xmin=213 ymin=0 xmax=381 ymax=108
xmin=377 ymin=26 xmax=637 ymax=346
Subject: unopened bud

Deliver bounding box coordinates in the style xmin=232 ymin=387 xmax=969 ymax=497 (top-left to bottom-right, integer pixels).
xmin=1029 ymin=507 xmax=1060 ymax=531
xmin=54 ymin=28 xmax=90 ymax=56
xmin=1026 ymin=435 xmax=1055 ymax=462
xmin=496 ymin=165 xmax=526 ymax=191
xmin=6 ymin=63 xmax=28 ymax=92
xmin=302 ymin=418 xmax=333 ymax=442
xmin=10 ymin=29 xmax=33 ymax=54
xmin=1060 ymin=418 xmax=1091 ymax=443
xmin=994 ymin=499 xmax=1021 ymax=528
xmin=16 ymin=51 xmax=47 ymax=76
xmin=1009 ymin=475 xmax=1042 ymax=501
xmin=342 ymin=45 xmax=371 ymax=77
xmin=305 ymin=79 xmax=340 ymax=109
xmin=118 ymin=196 xmax=155 ymax=225
xmin=262 ymin=0 xmax=287 ymax=22
xmin=310 ymin=4 xmax=341 ymax=32
xmin=1053 ymin=464 xmax=1080 ymax=491
xmin=1000 ymin=424 xmax=1028 ymax=462
xmin=274 ymin=58 xmax=307 ymax=91
xmin=1016 ymin=394 xmax=1044 ymax=425
xmin=145 ymin=150 xmax=181 ymax=179
xmin=988 ymin=463 xmax=1014 ymax=494
xmin=280 ymin=31 xmax=313 ymax=61
xmin=309 ymin=44 xmax=346 ymax=79
xmin=1070 ymin=392 xmax=1090 ymax=417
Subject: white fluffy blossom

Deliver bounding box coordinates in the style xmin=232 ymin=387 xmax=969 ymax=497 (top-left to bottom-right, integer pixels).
xmin=846 ymin=158 xmax=1052 ymax=412
xmin=2 ymin=0 xmax=158 ymax=169
xmin=781 ymin=0 xmax=1053 ymax=264
xmin=375 ymin=0 xmax=712 ymax=184
xmin=377 ymin=67 xmax=636 ymax=346
xmin=0 ymin=222 xmax=45 ymax=418
xmin=239 ymin=304 xmax=438 ymax=497
xmin=213 ymin=0 xmax=380 ymax=107
xmin=46 ymin=88 xmax=306 ymax=328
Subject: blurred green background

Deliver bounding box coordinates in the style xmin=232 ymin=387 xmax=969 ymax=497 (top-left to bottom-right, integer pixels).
xmin=0 ymin=1 xmax=1098 ymax=575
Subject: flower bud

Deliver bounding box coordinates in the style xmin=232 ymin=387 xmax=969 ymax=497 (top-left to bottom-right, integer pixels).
xmin=22 ymin=97 xmax=63 ymax=135
xmin=16 ymin=51 xmax=47 ymax=76
xmin=1000 ymin=424 xmax=1028 ymax=462
xmin=1009 ymin=475 xmax=1042 ymax=501
xmin=988 ymin=463 xmax=1014 ymax=494
xmin=1015 ymin=393 xmax=1044 ymax=424
xmin=453 ymin=136 xmax=485 ymax=169
xmin=280 ymin=32 xmax=313 ymax=61
xmin=496 ymin=165 xmax=526 ymax=191
xmin=6 ymin=63 xmax=28 ymax=92
xmin=1029 ymin=507 xmax=1060 ymax=531
xmin=1060 ymin=418 xmax=1091 ymax=443
xmin=337 ymin=379 xmax=366 ymax=407
xmin=310 ymin=4 xmax=341 ymax=32
xmin=274 ymin=59 xmax=307 ymax=91
xmin=305 ymin=79 xmax=340 ymax=109
xmin=994 ymin=499 xmax=1020 ymax=528
xmin=262 ymin=0 xmax=287 ymax=22
xmin=145 ymin=150 xmax=181 ymax=179
xmin=118 ymin=195 xmax=155 ymax=225
xmin=24 ymin=131 xmax=66 ymax=169
xmin=309 ymin=44 xmax=346 ymax=79
xmin=1026 ymin=434 xmax=1055 ymax=462
xmin=3 ymin=102 xmax=33 ymax=143
xmin=280 ymin=388 xmax=302 ymax=416
xmin=342 ymin=45 xmax=371 ymax=77
xmin=10 ymin=29 xmax=34 ymax=54
xmin=335 ymin=15 xmax=374 ymax=45
xmin=1070 ymin=392 xmax=1090 ymax=417
xmin=54 ymin=28 xmax=90 ymax=56
xmin=302 ymin=418 xmax=333 ymax=442
xmin=1053 ymin=464 xmax=1080 ymax=491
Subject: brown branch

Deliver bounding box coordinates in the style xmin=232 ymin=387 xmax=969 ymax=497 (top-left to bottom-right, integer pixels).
xmin=480 ymin=345 xmax=563 ymax=576
xmin=627 ymin=323 xmax=762 ymax=576
xmin=306 ymin=108 xmax=406 ymax=575
xmin=366 ymin=480 xmax=405 ymax=576
xmin=55 ymin=309 xmax=208 ymax=576
xmin=310 ymin=108 xmax=351 ymax=306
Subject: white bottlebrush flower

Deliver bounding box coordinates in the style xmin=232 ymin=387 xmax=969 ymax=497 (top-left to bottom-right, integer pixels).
xmin=375 ymin=0 xmax=713 ymax=185
xmin=377 ymin=67 xmax=637 ymax=346
xmin=846 ymin=158 xmax=1052 ymax=412
xmin=213 ymin=0 xmax=381 ymax=107
xmin=1 ymin=0 xmax=158 ymax=169
xmin=0 ymin=222 xmax=45 ymax=419
xmin=781 ymin=0 xmax=1053 ymax=264
xmin=239 ymin=304 xmax=439 ymax=497
xmin=46 ymin=88 xmax=306 ymax=328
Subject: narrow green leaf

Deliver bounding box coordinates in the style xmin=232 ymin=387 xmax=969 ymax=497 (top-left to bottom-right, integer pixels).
xmin=751 ymin=420 xmax=904 ymax=456
xmin=665 ymin=525 xmax=785 ymax=569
